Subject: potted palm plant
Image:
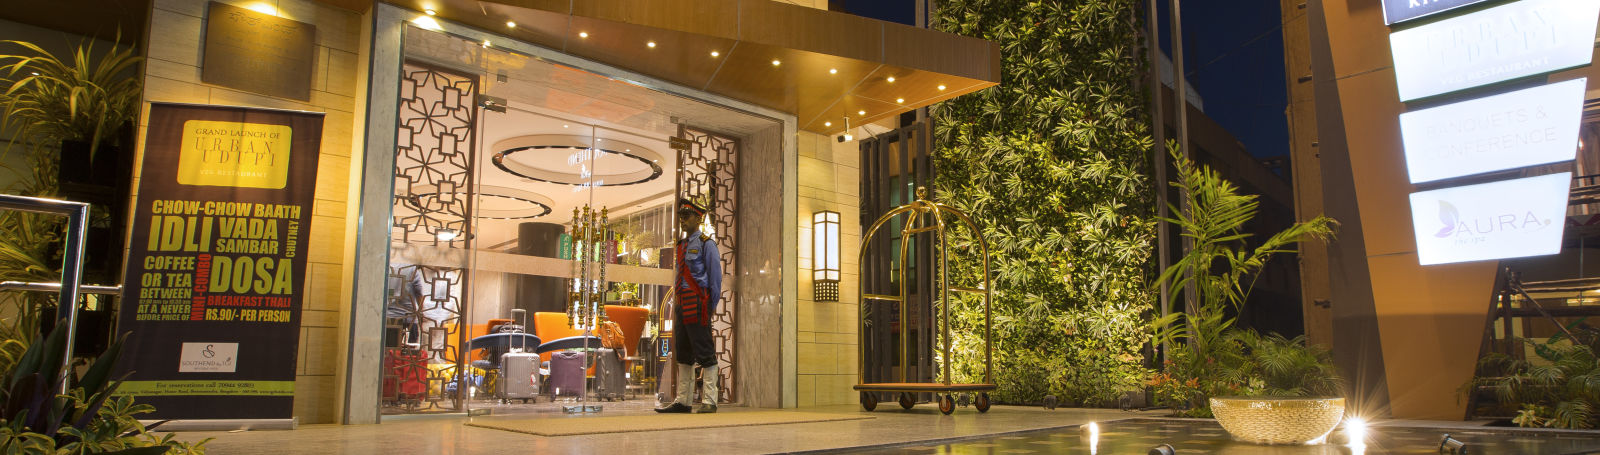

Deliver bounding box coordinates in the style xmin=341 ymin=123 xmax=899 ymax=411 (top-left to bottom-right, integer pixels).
xmin=1151 ymin=147 xmax=1343 ymax=444
xmin=0 ymin=36 xmax=142 ymax=184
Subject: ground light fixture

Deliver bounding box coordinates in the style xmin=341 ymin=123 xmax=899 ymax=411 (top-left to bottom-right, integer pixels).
xmin=1440 ymin=433 xmax=1468 ymax=454
xmin=1146 ymin=444 xmax=1176 ymax=455
xmin=812 ymin=211 xmax=840 ymax=301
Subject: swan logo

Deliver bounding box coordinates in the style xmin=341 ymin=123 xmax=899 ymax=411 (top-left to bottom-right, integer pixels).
xmin=179 ymin=342 xmax=238 ymax=373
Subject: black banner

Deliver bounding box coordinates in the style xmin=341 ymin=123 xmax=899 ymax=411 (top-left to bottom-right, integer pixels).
xmin=115 ymin=103 xmax=322 ymax=419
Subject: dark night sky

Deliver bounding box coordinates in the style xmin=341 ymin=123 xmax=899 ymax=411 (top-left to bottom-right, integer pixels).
xmin=832 ymin=0 xmax=1290 ymax=160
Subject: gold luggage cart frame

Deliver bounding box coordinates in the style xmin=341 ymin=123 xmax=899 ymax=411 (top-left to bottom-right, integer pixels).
xmin=854 ymin=187 xmax=994 ymax=415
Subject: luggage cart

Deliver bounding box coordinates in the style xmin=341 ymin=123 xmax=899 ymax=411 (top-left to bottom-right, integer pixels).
xmin=854 ymin=187 xmax=994 ymax=415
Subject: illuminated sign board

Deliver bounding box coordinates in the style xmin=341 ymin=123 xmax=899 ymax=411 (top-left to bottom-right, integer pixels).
xmin=1409 ymin=173 xmax=1570 ymax=265
xmin=1398 ymin=78 xmax=1585 ymax=183
xmin=1382 ymin=0 xmax=1494 ymax=25
xmin=1388 ymin=0 xmax=1600 ymax=101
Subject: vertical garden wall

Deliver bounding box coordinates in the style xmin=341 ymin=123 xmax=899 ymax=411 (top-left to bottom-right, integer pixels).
xmin=931 ymin=0 xmax=1156 ymax=405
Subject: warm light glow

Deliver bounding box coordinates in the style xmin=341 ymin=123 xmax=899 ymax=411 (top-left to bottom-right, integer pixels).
xmin=1083 ymin=422 xmax=1099 ymax=455
xmin=579 ymin=31 xmax=589 ymax=38
xmin=937 ymin=84 xmax=947 ymax=91
xmin=1344 ymin=417 xmax=1368 ymax=450
xmin=563 ymin=124 xmax=569 ymax=128
xmin=481 ymin=40 xmax=491 ymax=48
xmin=506 ymin=21 xmax=517 ymax=28
xmin=824 ymin=121 xmax=832 ymax=127
xmin=829 ymin=68 xmax=838 ymax=74
xmin=436 ymin=228 xmax=459 ymax=241
xmin=813 ymin=211 xmax=841 ymax=281
xmin=646 ymin=41 xmax=656 ymax=48
xmin=896 ymin=98 xmax=905 ymax=103
xmin=424 ymin=8 xmax=436 ymax=15
xmin=710 ymin=50 xmax=720 ymax=57
xmin=244 ymin=2 xmax=278 ymax=16
xmin=857 ymin=110 xmax=866 ymax=116
xmin=886 ymin=76 xmax=896 ymax=83
xmin=412 ymin=16 xmax=443 ymax=31
xmin=771 ymin=59 xmax=782 ymax=66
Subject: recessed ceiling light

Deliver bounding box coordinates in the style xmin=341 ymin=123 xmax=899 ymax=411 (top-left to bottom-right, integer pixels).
xmin=771 ymin=59 xmax=781 ymax=66
xmin=829 ymin=68 xmax=837 ymax=74
xmin=424 ymin=9 xmax=436 ymax=15
xmin=857 ymin=110 xmax=866 ymax=116
xmin=937 ymin=84 xmax=947 ymax=91
xmin=710 ymin=50 xmax=720 ymax=57
xmin=481 ymin=40 xmax=490 ymax=48
xmin=886 ymin=76 xmax=896 ymax=83
xmin=646 ymin=41 xmax=656 ymax=48
xmin=506 ymin=21 xmax=516 ymax=28
xmin=896 ymin=98 xmax=904 ymax=103
xmin=824 ymin=121 xmax=832 ymax=127
xmin=563 ymin=124 xmax=569 ymax=128
xmin=579 ymin=31 xmax=589 ymax=38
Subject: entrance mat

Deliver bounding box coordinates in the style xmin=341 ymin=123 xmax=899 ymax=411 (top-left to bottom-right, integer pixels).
xmin=465 ymin=411 xmax=874 ymax=436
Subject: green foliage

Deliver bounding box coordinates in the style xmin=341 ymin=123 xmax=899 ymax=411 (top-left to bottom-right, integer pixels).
xmin=1469 ymin=337 xmax=1600 ymax=429
xmin=0 ymin=35 xmax=142 ymax=160
xmin=931 ymin=0 xmax=1156 ymax=404
xmin=0 ymin=323 xmax=209 ymax=454
xmin=1148 ymin=148 xmax=1339 ymax=416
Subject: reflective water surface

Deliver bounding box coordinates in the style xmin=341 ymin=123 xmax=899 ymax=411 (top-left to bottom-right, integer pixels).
xmin=838 ymin=418 xmax=1600 ymax=454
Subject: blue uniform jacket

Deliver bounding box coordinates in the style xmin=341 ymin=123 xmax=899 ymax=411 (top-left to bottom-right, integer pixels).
xmin=679 ymin=231 xmax=722 ymax=312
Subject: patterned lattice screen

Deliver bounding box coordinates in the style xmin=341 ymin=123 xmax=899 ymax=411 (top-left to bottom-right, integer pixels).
xmin=677 ymin=126 xmax=738 ymax=404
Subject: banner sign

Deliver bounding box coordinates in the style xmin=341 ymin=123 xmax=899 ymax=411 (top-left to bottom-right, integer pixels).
xmin=1399 ymin=78 xmax=1585 ymax=183
xmin=116 ymin=103 xmax=322 ymax=419
xmin=1388 ymin=0 xmax=1600 ymax=101
xmin=1409 ymin=173 xmax=1570 ymax=265
xmin=1383 ymin=0 xmax=1495 ymax=25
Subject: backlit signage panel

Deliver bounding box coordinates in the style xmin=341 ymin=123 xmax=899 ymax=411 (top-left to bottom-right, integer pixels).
xmin=1382 ymin=0 xmax=1494 ymax=25
xmin=1399 ymin=78 xmax=1585 ymax=183
xmin=1388 ymin=0 xmax=1600 ymax=102
xmin=1409 ymin=173 xmax=1570 ymax=265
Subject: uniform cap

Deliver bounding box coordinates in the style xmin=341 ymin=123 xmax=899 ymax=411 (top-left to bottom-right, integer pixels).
xmin=677 ymin=198 xmax=707 ymax=216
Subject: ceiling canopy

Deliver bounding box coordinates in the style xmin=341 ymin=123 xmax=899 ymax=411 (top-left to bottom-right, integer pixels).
xmin=393 ymin=0 xmax=1001 ymax=134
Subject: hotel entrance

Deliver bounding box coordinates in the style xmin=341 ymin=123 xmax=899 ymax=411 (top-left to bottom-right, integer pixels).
xmin=372 ymin=23 xmax=784 ymax=417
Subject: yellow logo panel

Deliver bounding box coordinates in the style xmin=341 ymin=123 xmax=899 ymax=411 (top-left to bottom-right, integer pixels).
xmin=177 ymin=120 xmax=292 ymax=189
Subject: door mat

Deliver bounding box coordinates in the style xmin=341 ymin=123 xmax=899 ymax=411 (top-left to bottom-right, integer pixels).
xmin=464 ymin=410 xmax=874 ymax=436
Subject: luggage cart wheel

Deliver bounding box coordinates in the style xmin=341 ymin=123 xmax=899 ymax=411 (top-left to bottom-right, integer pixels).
xmin=899 ymin=392 xmax=916 ymax=410
xmin=975 ymin=393 xmax=991 ymax=413
xmin=938 ymin=394 xmax=955 ymax=415
xmin=860 ymin=391 xmax=878 ymax=411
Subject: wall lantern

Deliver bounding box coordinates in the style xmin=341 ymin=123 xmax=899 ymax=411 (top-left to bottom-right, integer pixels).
xmin=813 ymin=211 xmax=841 ymax=301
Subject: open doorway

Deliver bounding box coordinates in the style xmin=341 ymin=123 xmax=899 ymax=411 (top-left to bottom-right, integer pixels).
xmin=377 ymin=25 xmax=782 ymax=416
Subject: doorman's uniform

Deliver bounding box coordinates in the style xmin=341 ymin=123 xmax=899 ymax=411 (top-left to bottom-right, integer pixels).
xmin=672 ymin=202 xmax=722 ymax=411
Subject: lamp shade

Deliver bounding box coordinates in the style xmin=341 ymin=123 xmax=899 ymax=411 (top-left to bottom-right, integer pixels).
xmin=813 ymin=211 xmax=840 ymax=301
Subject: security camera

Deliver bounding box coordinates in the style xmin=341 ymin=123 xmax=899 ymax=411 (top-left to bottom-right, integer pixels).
xmin=837 ymin=133 xmax=853 ymax=142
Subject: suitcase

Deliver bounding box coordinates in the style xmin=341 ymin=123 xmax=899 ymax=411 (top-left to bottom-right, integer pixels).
xmin=548 ymin=351 xmax=587 ymax=398
xmin=594 ymin=348 xmax=626 ymax=401
xmin=499 ymin=352 xmax=540 ymax=403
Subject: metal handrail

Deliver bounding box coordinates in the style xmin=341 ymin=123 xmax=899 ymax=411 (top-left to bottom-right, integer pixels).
xmin=0 ymin=194 xmax=91 ymax=393
xmin=0 ymin=281 xmax=121 ymax=295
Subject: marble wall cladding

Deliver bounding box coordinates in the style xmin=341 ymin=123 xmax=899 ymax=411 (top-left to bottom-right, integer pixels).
xmin=736 ymin=123 xmax=787 ymax=408
xmin=139 ymin=0 xmax=369 ymax=424
xmin=796 ymin=130 xmax=864 ymax=407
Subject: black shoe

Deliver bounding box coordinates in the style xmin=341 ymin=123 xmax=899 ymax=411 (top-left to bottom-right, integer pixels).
xmin=655 ymin=403 xmax=691 ymax=413
xmin=696 ymin=404 xmax=717 ymax=414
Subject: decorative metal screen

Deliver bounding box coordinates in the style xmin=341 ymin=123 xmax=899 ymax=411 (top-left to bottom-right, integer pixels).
xmin=383 ymin=62 xmax=478 ymax=413
xmin=677 ymin=125 xmax=738 ymax=404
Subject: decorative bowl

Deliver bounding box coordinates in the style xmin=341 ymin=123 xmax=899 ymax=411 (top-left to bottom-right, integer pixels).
xmin=1210 ymin=396 xmax=1345 ymax=445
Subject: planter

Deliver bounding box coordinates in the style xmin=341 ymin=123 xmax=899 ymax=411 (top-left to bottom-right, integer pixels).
xmin=1210 ymin=396 xmax=1345 ymax=445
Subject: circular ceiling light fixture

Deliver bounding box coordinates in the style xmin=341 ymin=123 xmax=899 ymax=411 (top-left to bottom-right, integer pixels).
xmin=491 ymin=135 xmax=664 ymax=187
xmin=404 ymin=183 xmax=555 ymax=220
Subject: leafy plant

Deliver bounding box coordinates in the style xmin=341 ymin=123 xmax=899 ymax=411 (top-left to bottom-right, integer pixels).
xmin=0 ymin=35 xmax=142 ymax=160
xmin=932 ymin=0 xmax=1157 ymax=405
xmin=1468 ymin=337 xmax=1600 ymax=429
xmin=0 ymin=322 xmax=209 ymax=453
xmin=1148 ymin=148 xmax=1338 ymax=416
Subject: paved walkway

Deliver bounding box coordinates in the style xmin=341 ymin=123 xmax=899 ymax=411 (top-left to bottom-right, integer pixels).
xmin=180 ymin=405 xmax=1164 ymax=454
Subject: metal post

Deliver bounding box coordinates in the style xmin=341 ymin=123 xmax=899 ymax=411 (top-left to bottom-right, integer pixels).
xmin=0 ymin=195 xmax=90 ymax=393
xmin=1168 ymin=0 xmax=1195 ymax=316
xmin=1145 ymin=0 xmax=1171 ymax=362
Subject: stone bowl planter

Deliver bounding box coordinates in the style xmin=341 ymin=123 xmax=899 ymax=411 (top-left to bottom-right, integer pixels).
xmin=1210 ymin=396 xmax=1345 ymax=445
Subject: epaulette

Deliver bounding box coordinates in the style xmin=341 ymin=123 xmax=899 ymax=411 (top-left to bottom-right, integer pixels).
xmin=700 ymin=233 xmax=712 ymax=241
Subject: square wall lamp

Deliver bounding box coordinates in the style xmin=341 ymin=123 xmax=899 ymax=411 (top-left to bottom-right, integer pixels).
xmin=813 ymin=211 xmax=840 ymax=302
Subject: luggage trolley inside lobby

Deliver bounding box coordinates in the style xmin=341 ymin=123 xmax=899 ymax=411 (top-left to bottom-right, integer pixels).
xmin=854 ymin=187 xmax=994 ymax=415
